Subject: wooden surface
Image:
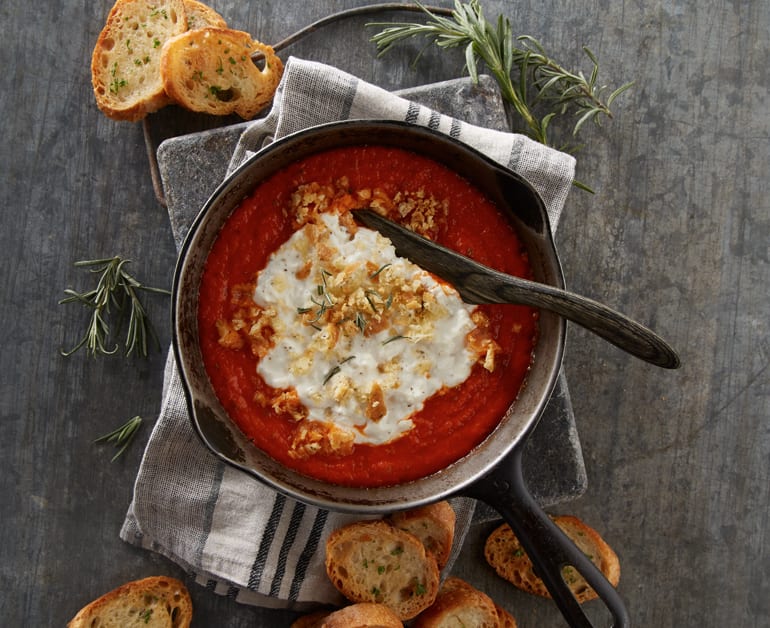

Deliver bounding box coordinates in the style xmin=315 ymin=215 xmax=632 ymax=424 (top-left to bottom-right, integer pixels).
xmin=1 ymin=1 xmax=767 ymax=626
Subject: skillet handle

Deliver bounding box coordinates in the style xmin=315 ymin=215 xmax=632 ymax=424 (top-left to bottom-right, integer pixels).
xmin=463 ymin=447 xmax=630 ymax=628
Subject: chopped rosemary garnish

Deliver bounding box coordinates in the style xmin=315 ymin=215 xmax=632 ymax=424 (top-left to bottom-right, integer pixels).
xmin=382 ymin=334 xmax=409 ymax=345
xmin=322 ymin=356 xmax=356 ymax=385
xmin=354 ymin=311 xmax=368 ymax=333
xmin=59 ymin=256 xmax=169 ymax=358
xmin=319 ymin=269 xmax=335 ymax=305
xmin=364 ymin=289 xmax=380 ymax=313
xmin=369 ymin=263 xmax=391 ymax=279
xmin=322 ymin=365 xmax=341 ymax=385
xmin=369 ymin=0 xmax=633 ymax=189
xmin=299 ymin=267 xmax=395 ymax=336
xmin=94 ymin=415 xmax=143 ymax=462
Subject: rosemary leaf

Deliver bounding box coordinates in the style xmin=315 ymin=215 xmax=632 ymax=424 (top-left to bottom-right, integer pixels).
xmin=94 ymin=415 xmax=143 ymax=461
xmin=323 ymin=365 xmax=341 ymax=385
xmin=369 ymin=0 xmax=632 ymax=154
xmin=60 ymin=256 xmax=169 ymax=358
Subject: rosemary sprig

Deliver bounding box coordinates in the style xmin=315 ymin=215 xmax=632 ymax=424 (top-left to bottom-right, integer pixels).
xmin=94 ymin=415 xmax=143 ymax=461
xmin=369 ymin=0 xmax=633 ymax=152
xmin=59 ymin=256 xmax=170 ymax=358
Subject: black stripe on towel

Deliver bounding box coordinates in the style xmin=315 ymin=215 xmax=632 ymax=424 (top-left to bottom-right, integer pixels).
xmin=449 ymin=118 xmax=462 ymax=138
xmin=507 ymin=136 xmax=523 ymax=171
xmin=269 ymin=502 xmax=307 ymax=597
xmin=338 ymin=76 xmax=360 ymax=121
xmin=192 ymin=461 xmax=225 ymax=567
xmin=428 ymin=110 xmax=441 ymax=130
xmin=288 ymin=509 xmax=329 ymax=600
xmin=247 ymin=493 xmax=287 ymax=590
xmin=405 ymin=101 xmax=421 ymax=124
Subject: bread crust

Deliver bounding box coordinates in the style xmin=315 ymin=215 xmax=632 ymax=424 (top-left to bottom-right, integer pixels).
xmin=291 ymin=603 xmax=404 ymax=628
xmin=413 ymin=577 xmax=505 ymax=628
xmin=290 ymin=609 xmax=335 ymax=628
xmin=323 ymin=602 xmax=404 ymax=627
xmin=494 ymin=603 xmax=518 ymax=628
xmin=484 ymin=515 xmax=620 ymax=603
xmin=160 ymin=27 xmax=283 ymax=119
xmin=325 ymin=520 xmax=440 ymax=620
xmin=67 ymin=575 xmax=193 ymax=627
xmin=182 ymin=0 xmax=227 ymax=29
xmin=91 ymin=0 xmax=188 ymax=121
xmin=387 ymin=501 xmax=456 ymax=569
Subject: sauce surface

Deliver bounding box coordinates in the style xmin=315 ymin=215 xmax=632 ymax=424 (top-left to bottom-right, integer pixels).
xmin=198 ymin=145 xmax=537 ymax=487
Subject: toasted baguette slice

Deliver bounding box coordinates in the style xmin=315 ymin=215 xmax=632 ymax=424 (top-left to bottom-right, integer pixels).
xmin=495 ymin=604 xmax=518 ymax=628
xmin=67 ymin=576 xmax=192 ymax=627
xmin=290 ymin=609 xmax=333 ymax=628
xmin=388 ymin=501 xmax=456 ymax=570
xmin=183 ymin=0 xmax=227 ymax=29
xmin=291 ymin=603 xmax=404 ymax=628
xmin=91 ymin=0 xmax=188 ymax=121
xmin=324 ymin=603 xmax=404 ymax=628
xmin=161 ymin=27 xmax=283 ymax=119
xmin=325 ymin=520 xmax=440 ymax=621
xmin=413 ymin=577 xmax=503 ymax=628
xmin=484 ymin=515 xmax=620 ymax=603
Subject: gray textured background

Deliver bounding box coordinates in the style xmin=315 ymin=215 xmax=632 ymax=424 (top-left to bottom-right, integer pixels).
xmin=1 ymin=1 xmax=767 ymax=626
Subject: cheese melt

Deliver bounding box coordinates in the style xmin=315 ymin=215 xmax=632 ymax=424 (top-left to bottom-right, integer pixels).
xmin=253 ymin=212 xmax=477 ymax=446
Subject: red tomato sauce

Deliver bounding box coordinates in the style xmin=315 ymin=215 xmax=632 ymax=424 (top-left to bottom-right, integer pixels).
xmin=198 ymin=146 xmax=537 ymax=487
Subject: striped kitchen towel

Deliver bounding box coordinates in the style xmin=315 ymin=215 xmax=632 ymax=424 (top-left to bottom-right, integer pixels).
xmin=121 ymin=57 xmax=575 ymax=609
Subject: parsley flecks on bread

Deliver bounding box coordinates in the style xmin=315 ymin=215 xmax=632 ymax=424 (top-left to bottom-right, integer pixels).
xmin=91 ymin=0 xmax=187 ymax=121
xmin=67 ymin=575 xmax=193 ymax=627
xmin=325 ymin=519 xmax=440 ymax=621
xmin=160 ymin=27 xmax=283 ymax=119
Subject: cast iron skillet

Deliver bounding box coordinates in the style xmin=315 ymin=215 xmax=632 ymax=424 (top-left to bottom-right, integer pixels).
xmin=172 ymin=120 xmax=629 ymax=627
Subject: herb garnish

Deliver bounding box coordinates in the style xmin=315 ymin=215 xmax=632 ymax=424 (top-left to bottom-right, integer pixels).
xmin=323 ymin=356 xmax=356 ymax=385
xmin=354 ymin=311 xmax=368 ymax=334
xmin=59 ymin=256 xmax=169 ymax=358
xmin=94 ymin=415 xmax=143 ymax=462
xmin=369 ymin=263 xmax=391 ymax=279
xmin=298 ymin=268 xmax=396 ymax=338
xmin=109 ymin=62 xmax=127 ymax=94
xmin=370 ymin=1 xmax=633 ymax=188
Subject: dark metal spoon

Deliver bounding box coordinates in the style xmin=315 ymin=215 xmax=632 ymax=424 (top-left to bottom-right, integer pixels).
xmin=353 ymin=209 xmax=680 ymax=369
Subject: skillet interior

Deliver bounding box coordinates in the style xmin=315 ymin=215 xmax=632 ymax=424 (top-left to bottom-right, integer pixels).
xmin=172 ymin=120 xmax=566 ymax=513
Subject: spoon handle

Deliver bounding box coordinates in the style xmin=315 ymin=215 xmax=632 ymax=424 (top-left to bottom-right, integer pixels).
xmin=462 ymin=270 xmax=681 ymax=369
xmin=352 ymin=209 xmax=681 ymax=369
